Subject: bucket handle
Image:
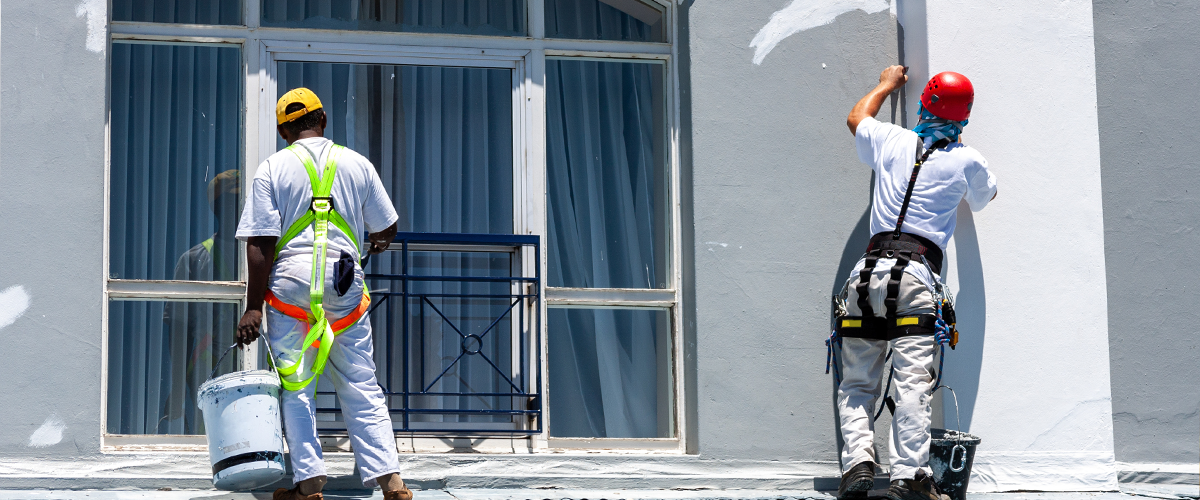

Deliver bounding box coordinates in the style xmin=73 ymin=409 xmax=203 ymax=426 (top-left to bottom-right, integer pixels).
xmin=949 ymin=444 xmax=968 ymax=472
xmin=208 ymin=334 xmax=279 ymax=381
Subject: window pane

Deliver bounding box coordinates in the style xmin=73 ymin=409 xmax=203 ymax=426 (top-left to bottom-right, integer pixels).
xmin=110 ymin=43 xmax=243 ymax=281
xmin=547 ymin=59 xmax=668 ymax=289
xmin=113 ymin=0 xmax=243 ymax=24
xmin=276 ymin=62 xmax=513 ymax=235
xmin=548 ymin=307 xmax=673 ymax=438
xmin=261 ymin=0 xmax=526 ymax=36
xmin=545 ymin=0 xmax=664 ymax=42
xmin=106 ymin=300 xmax=240 ymax=435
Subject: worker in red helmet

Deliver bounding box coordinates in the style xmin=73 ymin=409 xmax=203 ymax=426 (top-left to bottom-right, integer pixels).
xmin=829 ymin=66 xmax=997 ymax=500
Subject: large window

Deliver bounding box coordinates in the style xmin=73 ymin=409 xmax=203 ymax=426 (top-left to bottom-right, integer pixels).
xmin=106 ymin=0 xmax=681 ymax=451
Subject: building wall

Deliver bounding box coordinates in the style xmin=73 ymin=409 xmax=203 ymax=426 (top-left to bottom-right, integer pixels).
xmin=1092 ymin=0 xmax=1200 ymax=469
xmin=0 ymin=0 xmax=109 ymax=457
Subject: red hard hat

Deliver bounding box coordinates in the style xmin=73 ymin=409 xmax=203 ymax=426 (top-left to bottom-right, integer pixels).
xmin=921 ymin=72 xmax=974 ymax=121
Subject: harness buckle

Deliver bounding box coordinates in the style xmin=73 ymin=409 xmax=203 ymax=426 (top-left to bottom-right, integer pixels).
xmin=311 ymin=196 xmax=333 ymax=213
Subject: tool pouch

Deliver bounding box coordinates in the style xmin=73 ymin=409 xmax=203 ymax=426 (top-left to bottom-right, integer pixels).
xmin=333 ymin=250 xmax=356 ymax=297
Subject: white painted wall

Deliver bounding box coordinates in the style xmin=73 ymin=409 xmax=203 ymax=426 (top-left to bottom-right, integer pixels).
xmin=910 ymin=0 xmax=1118 ymax=491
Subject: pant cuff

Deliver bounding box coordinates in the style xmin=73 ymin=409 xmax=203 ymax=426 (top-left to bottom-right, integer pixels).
xmin=843 ymin=456 xmax=876 ymax=474
xmin=363 ymin=467 xmax=403 ymax=488
xmin=889 ymin=465 xmax=931 ymax=481
xmin=291 ymin=465 xmax=328 ymax=485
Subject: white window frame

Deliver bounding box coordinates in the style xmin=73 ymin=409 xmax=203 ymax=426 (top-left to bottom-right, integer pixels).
xmin=103 ymin=0 xmax=685 ymax=454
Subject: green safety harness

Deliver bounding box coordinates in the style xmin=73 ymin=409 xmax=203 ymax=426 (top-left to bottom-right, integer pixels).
xmin=266 ymin=143 xmax=370 ymax=392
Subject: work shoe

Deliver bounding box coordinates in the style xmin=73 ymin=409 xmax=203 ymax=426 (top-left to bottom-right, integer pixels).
xmin=886 ymin=471 xmax=950 ymax=500
xmin=272 ymin=486 xmax=323 ymax=500
xmin=837 ymin=460 xmax=876 ymax=499
xmin=383 ymin=487 xmax=414 ymax=500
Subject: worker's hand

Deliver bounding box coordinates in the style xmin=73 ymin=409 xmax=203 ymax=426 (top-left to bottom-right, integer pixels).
xmin=879 ymin=65 xmax=909 ymax=93
xmin=236 ymin=309 xmax=263 ymax=348
xmin=367 ymin=222 xmax=398 ymax=255
xmin=368 ymin=236 xmax=391 ymax=254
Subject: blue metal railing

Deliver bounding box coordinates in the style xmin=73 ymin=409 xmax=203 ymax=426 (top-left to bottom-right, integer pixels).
xmin=314 ymin=232 xmax=541 ymax=435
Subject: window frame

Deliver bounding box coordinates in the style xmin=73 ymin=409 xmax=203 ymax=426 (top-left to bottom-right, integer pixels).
xmin=103 ymin=0 xmax=685 ymax=454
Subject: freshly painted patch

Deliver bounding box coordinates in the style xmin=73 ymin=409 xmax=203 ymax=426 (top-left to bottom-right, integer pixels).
xmin=750 ymin=0 xmax=891 ymax=65
xmin=0 ymin=285 xmax=31 ymax=330
xmin=28 ymin=414 xmax=66 ymax=448
xmin=75 ymin=0 xmax=106 ymax=56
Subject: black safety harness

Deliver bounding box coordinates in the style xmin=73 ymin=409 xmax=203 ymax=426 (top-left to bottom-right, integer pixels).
xmin=837 ymin=138 xmax=954 ymax=342
xmin=825 ymin=137 xmax=961 ymax=399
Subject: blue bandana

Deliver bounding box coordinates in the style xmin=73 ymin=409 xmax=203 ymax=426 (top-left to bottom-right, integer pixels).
xmin=912 ymin=103 xmax=968 ymax=143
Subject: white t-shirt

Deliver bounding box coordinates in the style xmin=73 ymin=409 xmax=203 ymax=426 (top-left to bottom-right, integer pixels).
xmin=856 ymin=117 xmax=997 ymax=250
xmin=236 ymin=137 xmax=398 ymax=314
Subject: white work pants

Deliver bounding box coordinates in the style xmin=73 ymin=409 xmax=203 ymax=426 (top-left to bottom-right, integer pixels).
xmin=838 ymin=258 xmax=938 ymax=481
xmin=266 ymin=307 xmax=400 ymax=487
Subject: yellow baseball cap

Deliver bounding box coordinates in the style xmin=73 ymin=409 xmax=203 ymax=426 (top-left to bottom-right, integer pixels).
xmin=276 ymin=87 xmax=323 ymax=125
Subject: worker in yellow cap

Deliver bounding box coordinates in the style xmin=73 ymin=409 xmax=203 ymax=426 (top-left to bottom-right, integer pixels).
xmin=234 ymin=88 xmax=408 ymax=500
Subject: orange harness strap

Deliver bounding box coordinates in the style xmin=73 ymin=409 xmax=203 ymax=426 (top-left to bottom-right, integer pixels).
xmin=264 ymin=290 xmax=371 ymax=347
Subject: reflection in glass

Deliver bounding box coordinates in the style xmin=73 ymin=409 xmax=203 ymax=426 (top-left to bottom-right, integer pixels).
xmin=109 ymin=43 xmax=243 ymax=281
xmin=107 ymin=300 xmax=240 ymax=435
xmin=113 ymin=0 xmax=243 ymax=25
xmin=545 ymin=0 xmax=664 ymax=42
xmin=547 ymin=59 xmax=668 ymax=289
xmin=262 ymin=0 xmax=525 ymax=36
xmin=548 ymin=307 xmax=673 ymax=438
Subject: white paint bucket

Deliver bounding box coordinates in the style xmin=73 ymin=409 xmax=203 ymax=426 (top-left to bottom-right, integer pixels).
xmin=197 ymin=358 xmax=286 ymax=491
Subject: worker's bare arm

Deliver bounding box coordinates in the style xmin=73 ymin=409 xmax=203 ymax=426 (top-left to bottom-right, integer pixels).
xmin=237 ymin=236 xmax=278 ymax=347
xmin=847 ymin=65 xmax=909 ymax=136
xmin=367 ymin=222 xmax=398 ymax=255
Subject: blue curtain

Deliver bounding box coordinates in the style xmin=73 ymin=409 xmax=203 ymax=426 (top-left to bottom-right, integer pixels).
xmin=113 ymin=0 xmax=243 ymax=24
xmin=545 ymin=0 xmax=663 ymax=42
xmin=546 ymin=59 xmax=671 ymax=438
xmin=548 ymin=308 xmax=670 ymax=438
xmin=277 ymin=63 xmax=517 ymax=429
xmin=110 ymin=43 xmax=242 ymax=282
xmin=107 ymin=43 xmax=242 ymax=435
xmin=107 ymin=300 xmax=239 ymax=435
xmin=262 ymin=0 xmax=525 ymax=36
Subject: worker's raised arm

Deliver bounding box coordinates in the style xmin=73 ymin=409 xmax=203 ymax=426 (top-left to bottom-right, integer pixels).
xmin=847 ymin=65 xmax=909 ymax=136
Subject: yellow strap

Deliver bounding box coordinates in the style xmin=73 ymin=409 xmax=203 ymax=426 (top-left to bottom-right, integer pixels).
xmin=896 ymin=316 xmax=921 ymax=326
xmin=841 ymin=319 xmax=862 ymax=328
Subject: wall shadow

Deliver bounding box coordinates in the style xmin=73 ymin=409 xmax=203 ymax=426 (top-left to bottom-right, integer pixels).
xmin=941 ymin=202 xmax=986 ymax=432
xmin=829 ymin=175 xmax=875 ymax=469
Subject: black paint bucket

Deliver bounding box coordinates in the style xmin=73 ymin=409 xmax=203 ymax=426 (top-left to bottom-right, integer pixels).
xmin=929 ymin=428 xmax=980 ymax=500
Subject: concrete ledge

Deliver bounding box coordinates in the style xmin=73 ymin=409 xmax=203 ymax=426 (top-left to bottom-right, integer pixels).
xmin=0 ymin=455 xmax=839 ymax=492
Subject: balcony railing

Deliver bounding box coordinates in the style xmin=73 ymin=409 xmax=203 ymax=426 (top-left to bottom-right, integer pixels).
xmin=314 ymin=232 xmax=541 ymax=435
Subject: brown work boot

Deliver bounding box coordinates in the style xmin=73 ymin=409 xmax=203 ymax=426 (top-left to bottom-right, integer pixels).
xmin=272 ymin=486 xmax=323 ymax=500
xmin=383 ymin=488 xmax=413 ymax=500
xmin=886 ymin=471 xmax=950 ymax=500
xmin=378 ymin=472 xmax=413 ymax=500
xmin=837 ymin=460 xmax=876 ymax=499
